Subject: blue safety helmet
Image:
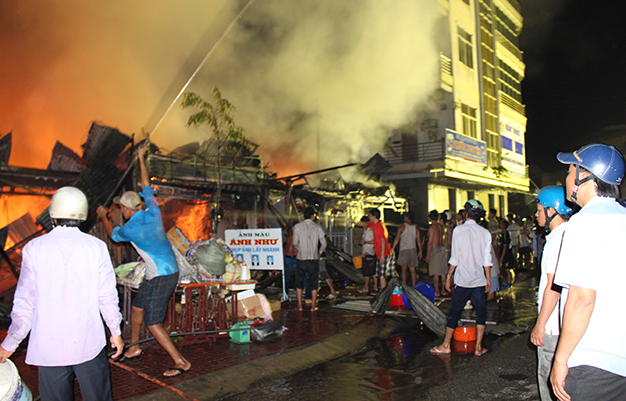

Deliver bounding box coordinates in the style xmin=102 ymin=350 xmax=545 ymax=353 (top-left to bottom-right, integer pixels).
xmin=464 ymin=199 xmax=483 ymax=210
xmin=557 ymin=143 xmax=625 ymax=185
xmin=536 ymin=186 xmax=572 ymax=215
xmin=464 ymin=199 xmax=485 ymax=220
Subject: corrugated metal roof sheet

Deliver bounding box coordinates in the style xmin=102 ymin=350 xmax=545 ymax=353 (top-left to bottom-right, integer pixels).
xmin=82 ymin=122 xmax=132 ymax=166
xmin=47 ymin=141 xmax=87 ymax=172
xmin=0 ymin=133 xmax=11 ymax=167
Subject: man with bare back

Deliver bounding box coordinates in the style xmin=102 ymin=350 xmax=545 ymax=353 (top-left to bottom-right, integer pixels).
xmin=426 ymin=210 xmax=448 ymax=297
xmin=391 ymin=212 xmax=422 ymax=286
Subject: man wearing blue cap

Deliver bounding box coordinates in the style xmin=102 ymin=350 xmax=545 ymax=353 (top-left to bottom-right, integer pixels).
xmin=550 ymin=144 xmax=626 ymax=400
xmin=530 ymin=186 xmax=572 ymax=401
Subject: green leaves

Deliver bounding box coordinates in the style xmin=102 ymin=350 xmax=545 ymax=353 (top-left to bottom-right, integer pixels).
xmin=181 ymin=87 xmax=248 ymax=149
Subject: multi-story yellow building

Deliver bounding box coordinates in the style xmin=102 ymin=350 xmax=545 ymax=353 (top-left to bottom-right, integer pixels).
xmin=382 ymin=0 xmax=529 ymax=219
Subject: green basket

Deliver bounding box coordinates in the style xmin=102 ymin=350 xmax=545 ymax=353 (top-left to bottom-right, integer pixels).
xmin=229 ymin=323 xmax=251 ymax=344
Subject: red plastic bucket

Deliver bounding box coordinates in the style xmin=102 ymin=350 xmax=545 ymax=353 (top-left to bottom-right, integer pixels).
xmin=453 ymin=326 xmax=477 ymax=342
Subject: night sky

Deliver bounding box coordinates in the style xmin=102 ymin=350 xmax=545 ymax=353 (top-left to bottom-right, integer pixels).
xmin=520 ymin=0 xmax=626 ymax=174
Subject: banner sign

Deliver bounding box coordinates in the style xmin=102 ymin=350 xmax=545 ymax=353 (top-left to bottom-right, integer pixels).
xmin=445 ymin=129 xmax=487 ymax=165
xmin=225 ymin=228 xmax=284 ymax=271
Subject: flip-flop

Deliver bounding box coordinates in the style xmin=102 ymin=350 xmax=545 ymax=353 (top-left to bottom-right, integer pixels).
xmin=163 ymin=367 xmax=189 ymax=377
xmin=118 ymin=351 xmax=142 ymax=362
xmin=475 ymin=348 xmax=488 ymax=357
xmin=429 ymin=346 xmax=450 ymax=355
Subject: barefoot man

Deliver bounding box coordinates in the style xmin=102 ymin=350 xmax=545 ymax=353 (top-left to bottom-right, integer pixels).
xmin=426 ymin=210 xmax=448 ymax=297
xmin=293 ymin=206 xmax=327 ymax=311
xmin=391 ymin=212 xmax=422 ymax=286
xmin=97 ymin=143 xmax=190 ymax=377
xmin=430 ymin=200 xmax=492 ymax=357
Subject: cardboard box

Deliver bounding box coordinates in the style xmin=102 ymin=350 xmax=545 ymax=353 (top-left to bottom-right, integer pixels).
xmin=269 ymin=299 xmax=281 ymax=312
xmin=167 ymin=226 xmax=189 ymax=254
xmin=227 ymin=294 xmax=265 ymax=319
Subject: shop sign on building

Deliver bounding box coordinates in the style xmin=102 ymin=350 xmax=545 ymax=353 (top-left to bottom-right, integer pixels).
xmin=445 ymin=129 xmax=487 ymax=165
xmin=225 ymin=228 xmax=284 ymax=271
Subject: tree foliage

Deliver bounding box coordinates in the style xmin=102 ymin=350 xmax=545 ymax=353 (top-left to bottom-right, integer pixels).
xmin=181 ymin=87 xmax=249 ymax=232
xmin=181 ymin=87 xmax=249 ymax=156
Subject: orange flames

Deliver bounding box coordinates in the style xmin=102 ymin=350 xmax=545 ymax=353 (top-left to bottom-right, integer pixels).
xmin=170 ymin=201 xmax=212 ymax=243
xmin=1 ymin=193 xmax=50 ymax=250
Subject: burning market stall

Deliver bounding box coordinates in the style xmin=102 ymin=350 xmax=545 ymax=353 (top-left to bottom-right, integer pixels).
xmin=0 ymin=124 xmax=131 ymax=299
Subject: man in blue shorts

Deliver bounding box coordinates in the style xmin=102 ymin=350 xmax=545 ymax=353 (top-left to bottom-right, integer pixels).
xmin=98 ymin=143 xmax=190 ymax=377
xmin=430 ymin=200 xmax=491 ymax=357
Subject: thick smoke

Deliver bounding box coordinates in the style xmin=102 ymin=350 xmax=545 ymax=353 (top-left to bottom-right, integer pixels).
xmin=1 ymin=0 xmax=442 ymax=176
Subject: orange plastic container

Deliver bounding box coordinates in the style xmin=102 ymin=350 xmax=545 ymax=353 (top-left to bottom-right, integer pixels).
xmin=452 ymin=339 xmax=476 ymax=354
xmin=453 ymin=326 xmax=477 ymax=342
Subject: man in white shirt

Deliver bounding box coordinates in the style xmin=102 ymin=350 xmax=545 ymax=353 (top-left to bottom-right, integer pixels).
xmin=551 ymin=144 xmax=626 ymax=401
xmin=293 ymin=206 xmax=327 ymax=311
xmin=0 ymin=187 xmax=123 ymax=401
xmin=430 ymin=200 xmax=492 ymax=357
xmin=530 ymin=186 xmax=572 ymax=401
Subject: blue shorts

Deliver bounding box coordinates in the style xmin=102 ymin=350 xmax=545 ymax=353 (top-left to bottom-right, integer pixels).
xmin=133 ymin=272 xmax=178 ymax=326
xmin=489 ymin=275 xmax=500 ymax=293
xmin=446 ymin=285 xmax=487 ymax=328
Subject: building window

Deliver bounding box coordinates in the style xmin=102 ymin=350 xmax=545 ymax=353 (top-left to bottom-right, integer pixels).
xmin=462 ymin=0 xmax=470 ymax=4
xmin=498 ymin=59 xmax=522 ymax=103
xmin=502 ymin=136 xmax=513 ymax=151
xmin=461 ymin=103 xmax=477 ymax=138
xmin=495 ymin=7 xmax=520 ymax=48
xmin=458 ymin=27 xmax=473 ymax=68
xmin=487 ymin=149 xmax=500 ymax=168
xmin=449 ymin=188 xmax=457 ymax=212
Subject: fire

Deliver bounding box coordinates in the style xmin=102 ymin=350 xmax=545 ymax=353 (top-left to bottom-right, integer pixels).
xmin=0 ymin=193 xmax=49 ymax=250
xmin=170 ymin=201 xmax=212 ymax=243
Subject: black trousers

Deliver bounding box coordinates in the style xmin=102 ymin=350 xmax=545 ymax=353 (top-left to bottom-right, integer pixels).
xmin=38 ymin=347 xmax=113 ymax=401
xmin=564 ymin=365 xmax=626 ymax=401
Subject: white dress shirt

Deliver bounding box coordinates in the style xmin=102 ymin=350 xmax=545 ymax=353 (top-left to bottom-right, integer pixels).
xmin=2 ymin=226 xmax=122 ymax=366
xmin=448 ymin=219 xmax=492 ymax=288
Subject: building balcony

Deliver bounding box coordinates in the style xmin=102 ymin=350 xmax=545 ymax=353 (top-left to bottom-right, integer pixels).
xmin=495 ymin=31 xmax=523 ymax=61
xmin=500 ymin=92 xmax=526 ymax=116
xmin=384 ymin=140 xmax=445 ymax=165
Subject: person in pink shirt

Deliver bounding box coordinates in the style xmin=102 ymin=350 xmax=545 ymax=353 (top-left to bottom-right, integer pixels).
xmin=0 ymin=187 xmax=123 ymax=401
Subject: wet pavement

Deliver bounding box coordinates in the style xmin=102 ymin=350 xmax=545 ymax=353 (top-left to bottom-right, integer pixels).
xmin=224 ymin=271 xmax=540 ymax=401
xmin=1 ymin=268 xmax=541 ymax=400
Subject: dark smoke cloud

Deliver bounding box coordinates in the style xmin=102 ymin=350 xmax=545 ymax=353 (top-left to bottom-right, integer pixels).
xmin=1 ymin=0 xmax=443 ymax=176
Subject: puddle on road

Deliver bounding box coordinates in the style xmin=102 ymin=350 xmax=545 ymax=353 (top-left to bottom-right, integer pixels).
xmin=225 ymin=275 xmax=539 ymax=401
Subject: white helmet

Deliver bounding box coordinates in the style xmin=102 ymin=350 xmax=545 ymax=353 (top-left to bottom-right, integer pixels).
xmin=49 ymin=187 xmax=88 ymax=221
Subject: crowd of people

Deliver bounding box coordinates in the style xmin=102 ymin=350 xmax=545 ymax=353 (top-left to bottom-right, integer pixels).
xmin=2 ymin=141 xmax=625 ymax=401
xmin=283 ymin=143 xmax=626 ymax=401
